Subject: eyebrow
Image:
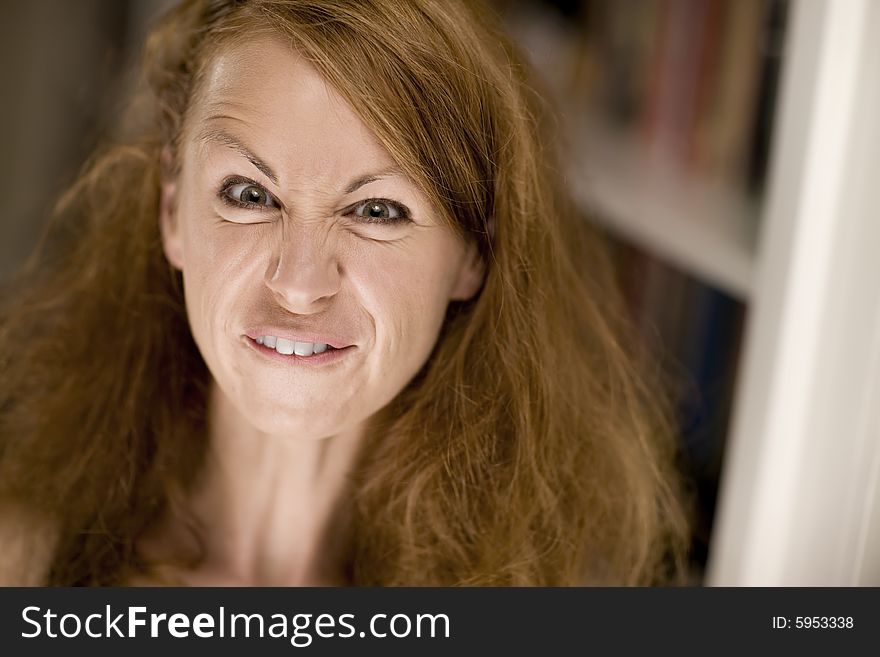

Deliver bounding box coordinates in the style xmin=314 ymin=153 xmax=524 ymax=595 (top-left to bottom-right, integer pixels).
xmin=198 ymin=126 xmax=279 ymax=184
xmin=197 ymin=124 xmax=407 ymax=195
xmin=342 ymin=168 xmax=406 ymax=194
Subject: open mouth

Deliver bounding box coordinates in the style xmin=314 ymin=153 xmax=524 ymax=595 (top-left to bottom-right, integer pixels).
xmin=249 ymin=335 xmax=354 ymax=362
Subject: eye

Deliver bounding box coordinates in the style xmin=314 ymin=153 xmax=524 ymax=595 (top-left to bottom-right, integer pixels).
xmin=220 ymin=179 xmax=279 ymax=210
xmin=350 ymin=198 xmax=411 ymax=225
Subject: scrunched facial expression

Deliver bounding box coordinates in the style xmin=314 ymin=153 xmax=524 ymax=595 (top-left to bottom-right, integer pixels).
xmin=160 ymin=37 xmax=483 ymax=439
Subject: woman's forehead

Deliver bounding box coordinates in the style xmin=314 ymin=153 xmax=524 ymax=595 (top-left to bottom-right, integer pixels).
xmin=186 ymin=36 xmax=402 ymax=182
xmin=193 ymin=37 xmax=361 ymax=135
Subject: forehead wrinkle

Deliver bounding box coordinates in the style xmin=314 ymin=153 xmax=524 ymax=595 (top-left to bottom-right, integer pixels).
xmin=191 ymin=61 xmax=427 ymax=207
xmin=194 ymin=114 xmax=399 ymax=192
xmin=185 ymin=93 xmax=251 ymax=140
xmin=196 ymin=122 xmax=279 ymax=185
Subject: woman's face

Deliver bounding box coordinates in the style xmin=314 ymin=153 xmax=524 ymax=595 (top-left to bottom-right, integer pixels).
xmin=160 ymin=37 xmax=483 ymax=439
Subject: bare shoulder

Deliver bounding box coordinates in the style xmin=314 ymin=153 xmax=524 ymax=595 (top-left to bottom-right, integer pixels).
xmin=0 ymin=502 xmax=57 ymax=586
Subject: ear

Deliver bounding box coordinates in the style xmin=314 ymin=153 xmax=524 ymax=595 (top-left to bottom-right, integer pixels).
xmin=158 ymin=146 xmax=184 ymax=270
xmin=450 ymin=240 xmax=486 ymax=302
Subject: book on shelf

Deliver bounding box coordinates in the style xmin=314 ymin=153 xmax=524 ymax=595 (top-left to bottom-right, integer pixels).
xmin=609 ymin=236 xmax=747 ymax=573
xmin=744 ymin=0 xmax=788 ymax=195
xmin=499 ymin=0 xmax=788 ymax=199
xmin=692 ymin=0 xmax=765 ymax=181
xmin=610 ymin=237 xmax=745 ymax=475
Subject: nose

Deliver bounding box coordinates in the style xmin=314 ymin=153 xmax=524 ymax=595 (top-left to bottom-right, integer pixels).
xmin=264 ymin=223 xmax=341 ymax=313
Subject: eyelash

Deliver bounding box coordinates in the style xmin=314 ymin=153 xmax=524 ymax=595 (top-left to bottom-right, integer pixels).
xmin=217 ymin=177 xmax=412 ymax=225
xmin=218 ymin=177 xmax=278 ymax=214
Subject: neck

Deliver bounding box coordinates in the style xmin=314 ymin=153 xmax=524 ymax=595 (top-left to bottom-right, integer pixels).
xmin=177 ymin=382 xmax=365 ymax=585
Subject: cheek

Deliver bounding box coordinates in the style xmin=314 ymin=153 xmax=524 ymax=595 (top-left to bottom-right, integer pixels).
xmin=181 ymin=201 xmax=259 ymax=274
xmin=177 ymin=205 xmax=268 ymax=347
xmin=352 ymin=237 xmax=463 ymax=360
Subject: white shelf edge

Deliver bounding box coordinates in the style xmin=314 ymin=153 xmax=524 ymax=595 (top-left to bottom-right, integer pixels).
xmin=707 ymin=0 xmax=880 ymax=585
xmin=566 ymin=126 xmax=760 ymax=302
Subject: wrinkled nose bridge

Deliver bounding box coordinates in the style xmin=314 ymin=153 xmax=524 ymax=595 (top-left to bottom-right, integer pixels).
xmin=265 ymin=220 xmax=341 ymax=305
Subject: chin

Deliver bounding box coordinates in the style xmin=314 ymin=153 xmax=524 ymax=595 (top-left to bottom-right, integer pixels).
xmin=240 ymin=398 xmax=358 ymax=440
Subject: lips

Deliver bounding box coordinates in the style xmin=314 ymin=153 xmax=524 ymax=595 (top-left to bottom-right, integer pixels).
xmin=242 ymin=325 xmax=358 ymax=367
xmin=245 ymin=336 xmax=355 ymax=366
xmin=243 ymin=327 xmax=355 ymax=350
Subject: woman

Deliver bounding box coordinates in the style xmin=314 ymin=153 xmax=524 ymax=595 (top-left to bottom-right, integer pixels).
xmin=0 ymin=0 xmax=693 ymax=586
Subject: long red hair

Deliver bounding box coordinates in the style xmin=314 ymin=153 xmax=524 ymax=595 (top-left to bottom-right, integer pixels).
xmin=0 ymin=0 xmax=693 ymax=585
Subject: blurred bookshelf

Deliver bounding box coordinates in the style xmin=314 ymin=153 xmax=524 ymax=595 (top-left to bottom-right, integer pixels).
xmin=492 ymin=0 xmax=786 ymax=583
xmin=569 ymin=117 xmax=759 ymax=301
xmin=497 ymin=0 xmax=880 ymax=586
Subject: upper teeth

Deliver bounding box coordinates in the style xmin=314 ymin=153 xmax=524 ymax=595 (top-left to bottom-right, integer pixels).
xmin=256 ymin=336 xmax=329 ymax=357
